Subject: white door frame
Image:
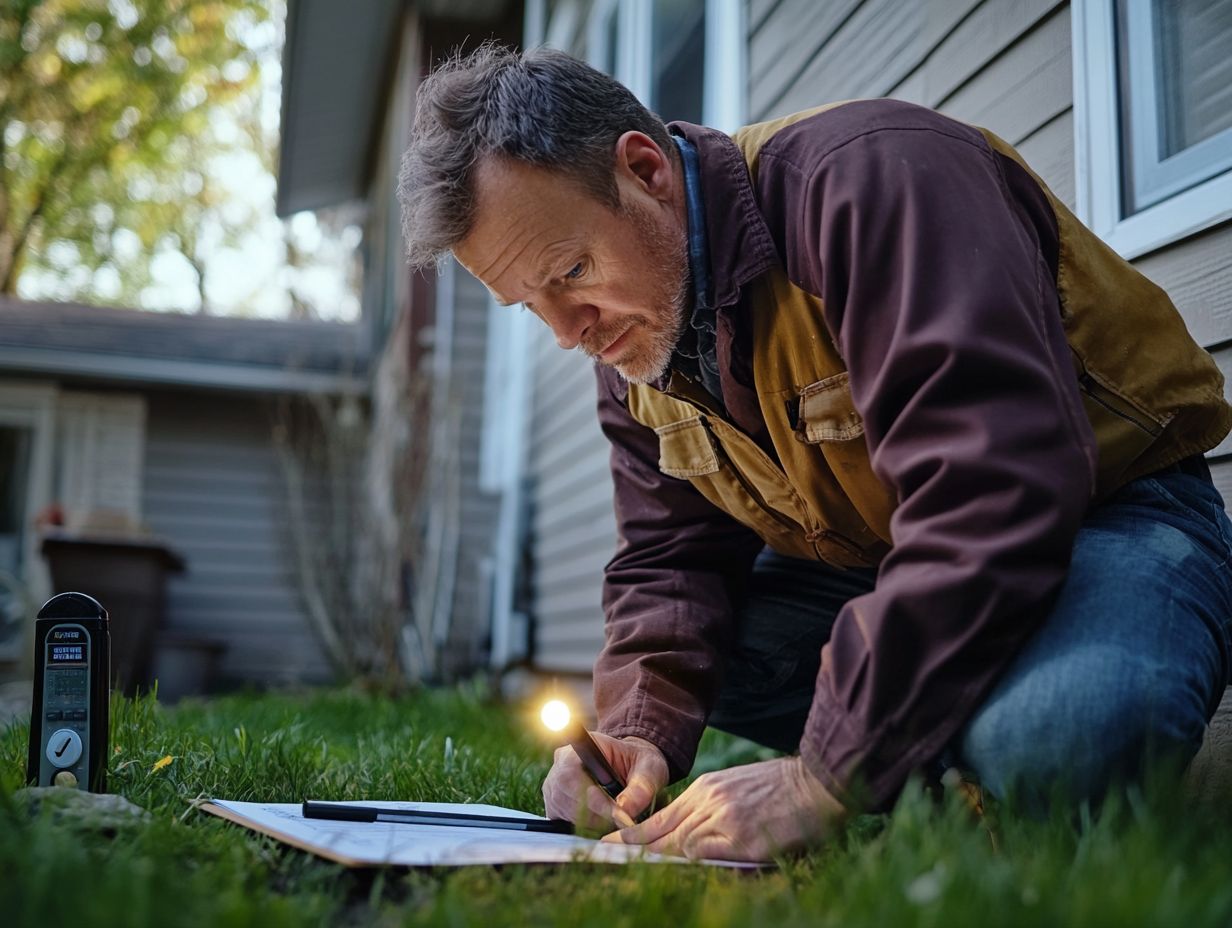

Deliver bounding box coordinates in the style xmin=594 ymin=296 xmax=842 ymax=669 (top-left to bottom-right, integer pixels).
xmin=0 ymin=380 xmax=58 ymax=661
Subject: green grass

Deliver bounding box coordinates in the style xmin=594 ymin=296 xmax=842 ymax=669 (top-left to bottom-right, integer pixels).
xmin=3 ymin=683 xmax=1232 ymax=927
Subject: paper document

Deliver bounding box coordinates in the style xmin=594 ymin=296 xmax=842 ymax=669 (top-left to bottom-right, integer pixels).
xmin=202 ymin=799 xmax=764 ymax=868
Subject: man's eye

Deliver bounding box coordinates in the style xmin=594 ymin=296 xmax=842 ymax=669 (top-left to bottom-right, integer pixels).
xmin=564 ymin=262 xmax=584 ymax=280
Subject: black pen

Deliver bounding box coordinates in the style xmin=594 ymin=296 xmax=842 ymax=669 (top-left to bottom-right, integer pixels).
xmin=302 ymin=800 xmax=574 ymax=834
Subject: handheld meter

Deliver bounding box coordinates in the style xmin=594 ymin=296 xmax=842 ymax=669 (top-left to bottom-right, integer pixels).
xmin=27 ymin=592 xmax=110 ymax=792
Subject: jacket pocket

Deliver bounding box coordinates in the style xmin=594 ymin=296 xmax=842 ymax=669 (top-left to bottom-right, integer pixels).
xmin=790 ymin=372 xmax=895 ymax=547
xmin=655 ymin=415 xmax=815 ymax=556
xmin=1074 ymin=360 xmax=1172 ymax=493
xmin=794 ymin=372 xmax=864 ymax=443
xmin=654 ymin=416 xmax=721 ymax=478
xmin=1077 ymin=370 xmax=1166 ymax=438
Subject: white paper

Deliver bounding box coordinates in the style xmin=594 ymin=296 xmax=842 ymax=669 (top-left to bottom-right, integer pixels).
xmin=206 ymin=799 xmax=763 ymax=868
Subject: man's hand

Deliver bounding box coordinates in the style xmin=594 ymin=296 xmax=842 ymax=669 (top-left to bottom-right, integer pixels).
xmin=600 ymin=755 xmax=847 ymax=862
xmin=542 ymin=733 xmax=669 ymax=830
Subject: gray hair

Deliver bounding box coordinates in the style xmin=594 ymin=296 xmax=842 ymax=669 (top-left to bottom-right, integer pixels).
xmin=397 ymin=43 xmax=672 ymax=270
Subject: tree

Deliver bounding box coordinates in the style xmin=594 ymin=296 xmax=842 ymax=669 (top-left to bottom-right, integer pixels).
xmin=0 ymin=0 xmax=269 ymax=304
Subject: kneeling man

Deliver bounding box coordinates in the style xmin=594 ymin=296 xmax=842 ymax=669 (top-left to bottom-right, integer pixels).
xmin=398 ymin=46 xmax=1232 ymax=861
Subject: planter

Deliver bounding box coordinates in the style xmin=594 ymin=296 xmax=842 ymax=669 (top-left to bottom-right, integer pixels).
xmin=40 ymin=531 xmax=185 ymax=696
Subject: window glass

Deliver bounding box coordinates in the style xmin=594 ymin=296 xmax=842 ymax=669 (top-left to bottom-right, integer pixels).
xmin=604 ymin=11 xmax=619 ymax=76
xmin=0 ymin=426 xmax=32 ymax=571
xmin=651 ymin=0 xmax=705 ymax=123
xmin=1117 ymin=0 xmax=1232 ymax=213
xmin=1154 ymin=0 xmax=1232 ymax=157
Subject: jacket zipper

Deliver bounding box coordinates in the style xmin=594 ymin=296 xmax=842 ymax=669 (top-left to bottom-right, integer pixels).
xmin=814 ymin=528 xmax=877 ymax=566
xmin=1077 ymin=372 xmax=1163 ymax=437
xmin=709 ymin=438 xmax=805 ymax=536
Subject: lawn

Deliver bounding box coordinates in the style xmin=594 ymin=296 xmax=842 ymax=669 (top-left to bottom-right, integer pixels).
xmin=3 ymin=683 xmax=1231 ymax=927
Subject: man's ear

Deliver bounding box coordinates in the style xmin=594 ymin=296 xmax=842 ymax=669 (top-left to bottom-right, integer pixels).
xmin=614 ymin=131 xmax=674 ymax=203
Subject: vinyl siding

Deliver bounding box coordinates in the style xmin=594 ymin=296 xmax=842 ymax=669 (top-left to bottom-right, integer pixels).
xmin=142 ymin=391 xmax=331 ymax=685
xmin=525 ymin=321 xmax=616 ymax=673
xmin=1144 ymin=225 xmax=1232 ymax=488
xmin=439 ymin=269 xmax=502 ymax=676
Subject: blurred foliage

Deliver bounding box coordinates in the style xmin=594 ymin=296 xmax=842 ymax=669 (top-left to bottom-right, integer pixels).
xmin=0 ymin=0 xmax=271 ymax=307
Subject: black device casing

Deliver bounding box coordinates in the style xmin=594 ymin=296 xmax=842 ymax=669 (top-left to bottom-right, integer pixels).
xmin=27 ymin=593 xmax=110 ymax=792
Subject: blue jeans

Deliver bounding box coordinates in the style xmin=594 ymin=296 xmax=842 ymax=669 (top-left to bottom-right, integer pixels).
xmin=708 ymin=467 xmax=1232 ymax=809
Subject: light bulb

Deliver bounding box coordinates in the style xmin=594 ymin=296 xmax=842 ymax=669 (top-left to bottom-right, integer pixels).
xmin=540 ymin=699 xmax=572 ymax=732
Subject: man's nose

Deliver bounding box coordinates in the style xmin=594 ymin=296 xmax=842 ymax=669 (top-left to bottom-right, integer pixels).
xmin=538 ymin=297 xmax=598 ymax=350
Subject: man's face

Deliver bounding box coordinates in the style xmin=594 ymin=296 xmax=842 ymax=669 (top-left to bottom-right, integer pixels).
xmin=454 ymin=145 xmax=689 ymax=384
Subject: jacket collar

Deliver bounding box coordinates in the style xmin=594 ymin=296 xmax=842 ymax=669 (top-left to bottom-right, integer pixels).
xmin=668 ymin=121 xmax=779 ymax=311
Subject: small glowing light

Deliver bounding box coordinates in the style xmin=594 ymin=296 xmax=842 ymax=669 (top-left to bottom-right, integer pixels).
xmin=540 ymin=699 xmax=572 ymax=732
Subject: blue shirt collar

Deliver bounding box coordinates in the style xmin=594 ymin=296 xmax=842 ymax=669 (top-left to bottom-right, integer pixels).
xmin=669 ymin=133 xmax=723 ymax=403
xmin=672 ymin=134 xmax=712 ymax=309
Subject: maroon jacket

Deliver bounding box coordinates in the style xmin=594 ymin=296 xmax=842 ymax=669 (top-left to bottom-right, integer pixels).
xmin=592 ymin=101 xmax=1099 ymax=809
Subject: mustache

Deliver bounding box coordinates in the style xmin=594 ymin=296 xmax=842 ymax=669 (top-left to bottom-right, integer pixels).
xmin=579 ymin=319 xmax=639 ymax=358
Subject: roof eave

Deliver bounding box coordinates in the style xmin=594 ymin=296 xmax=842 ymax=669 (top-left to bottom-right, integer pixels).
xmin=0 ymin=344 xmax=368 ymax=396
xmin=275 ymin=0 xmax=407 ymax=218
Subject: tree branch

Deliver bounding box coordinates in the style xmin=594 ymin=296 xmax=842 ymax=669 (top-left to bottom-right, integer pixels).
xmin=0 ymin=146 xmax=70 ymax=293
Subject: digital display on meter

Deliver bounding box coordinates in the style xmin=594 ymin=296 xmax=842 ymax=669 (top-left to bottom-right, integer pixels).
xmin=48 ymin=644 xmax=85 ymax=664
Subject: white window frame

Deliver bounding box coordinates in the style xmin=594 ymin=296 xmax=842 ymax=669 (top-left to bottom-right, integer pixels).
xmin=703 ymin=0 xmax=747 ymax=134
xmin=1073 ymin=0 xmax=1232 ymax=259
xmin=585 ymin=0 xmax=620 ymax=75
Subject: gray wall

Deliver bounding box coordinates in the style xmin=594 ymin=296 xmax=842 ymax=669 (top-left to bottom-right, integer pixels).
xmin=143 ymin=391 xmax=330 ymax=685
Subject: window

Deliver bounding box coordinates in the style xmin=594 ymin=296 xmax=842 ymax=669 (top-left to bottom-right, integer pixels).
xmin=1073 ymin=0 xmax=1232 ymax=258
xmin=651 ymin=0 xmax=707 ymax=124
xmin=576 ymin=0 xmax=743 ymax=129
xmin=1118 ymin=0 xmax=1232 ymax=213
xmin=55 ymin=392 xmax=146 ymax=531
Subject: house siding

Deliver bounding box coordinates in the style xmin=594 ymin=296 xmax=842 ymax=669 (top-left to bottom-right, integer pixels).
xmin=1142 ymin=227 xmax=1232 ymax=481
xmin=525 ymin=323 xmax=617 ymax=672
xmin=439 ymin=269 xmax=502 ymax=676
xmin=142 ymin=391 xmax=331 ymax=685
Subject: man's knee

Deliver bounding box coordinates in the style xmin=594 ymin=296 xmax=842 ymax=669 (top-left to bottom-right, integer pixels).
xmin=958 ymin=676 xmax=1208 ymax=810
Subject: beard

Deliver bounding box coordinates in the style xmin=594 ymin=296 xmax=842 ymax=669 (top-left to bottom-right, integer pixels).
xmin=576 ymin=199 xmax=690 ymax=384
